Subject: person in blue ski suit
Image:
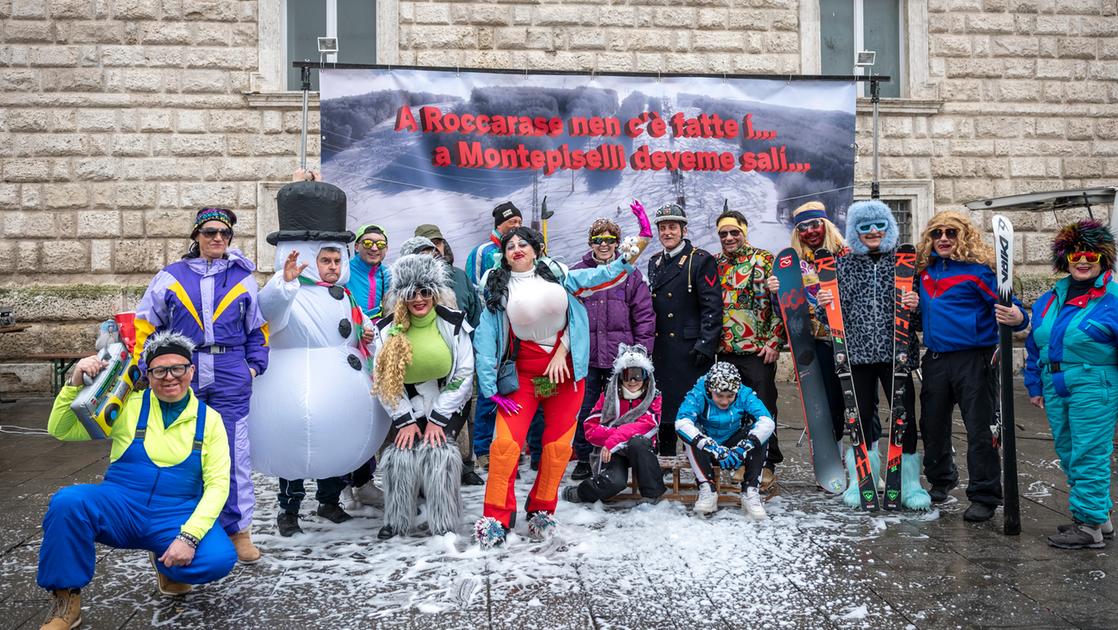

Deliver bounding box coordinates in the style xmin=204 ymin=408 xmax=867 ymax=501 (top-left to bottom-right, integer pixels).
xmin=132 ymin=206 xmax=268 ymax=563
xmin=37 ymin=331 xmax=236 ymax=630
xmin=914 ymin=210 xmax=1028 ymax=521
xmin=675 ymin=362 xmax=775 ymax=518
xmin=1025 ymin=219 xmax=1118 ymax=550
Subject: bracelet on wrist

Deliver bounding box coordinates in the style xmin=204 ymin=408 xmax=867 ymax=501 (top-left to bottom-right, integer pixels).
xmin=176 ymin=532 xmax=199 ymax=549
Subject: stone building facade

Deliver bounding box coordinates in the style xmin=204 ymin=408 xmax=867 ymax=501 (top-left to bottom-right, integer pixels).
xmin=0 ymin=0 xmax=1115 ymax=392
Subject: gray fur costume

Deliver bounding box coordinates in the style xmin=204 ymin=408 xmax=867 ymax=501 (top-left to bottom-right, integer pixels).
xmin=380 ymin=439 xmax=462 ymax=535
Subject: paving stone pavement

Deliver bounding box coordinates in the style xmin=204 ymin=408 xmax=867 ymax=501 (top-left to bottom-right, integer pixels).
xmin=1 ymin=380 xmax=1115 ymax=629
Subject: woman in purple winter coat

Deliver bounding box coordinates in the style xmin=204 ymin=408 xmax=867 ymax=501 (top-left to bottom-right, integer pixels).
xmin=569 ymin=217 xmax=656 ymax=480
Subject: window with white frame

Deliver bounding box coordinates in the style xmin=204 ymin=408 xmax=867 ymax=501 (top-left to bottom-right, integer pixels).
xmin=285 ymin=0 xmax=377 ymax=91
xmin=819 ymin=0 xmax=903 ymax=98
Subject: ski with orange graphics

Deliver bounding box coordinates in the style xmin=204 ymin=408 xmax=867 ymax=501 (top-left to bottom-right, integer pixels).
xmin=883 ymin=244 xmax=917 ymax=511
xmin=815 ymin=248 xmax=878 ymax=511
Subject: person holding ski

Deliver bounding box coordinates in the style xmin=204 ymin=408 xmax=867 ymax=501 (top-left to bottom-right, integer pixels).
xmin=815 ymin=200 xmax=924 ymax=509
xmin=1025 ymin=220 xmax=1118 ymax=549
xmin=915 ymin=211 xmax=1028 ymax=522
xmin=766 ymin=201 xmax=850 ymax=446
xmin=647 ymin=203 xmax=722 ymax=456
xmin=675 ymin=362 xmax=775 ymax=519
xmin=371 ymin=252 xmax=474 ymax=540
xmin=472 ymin=204 xmax=652 ymax=548
xmin=569 ymin=218 xmax=656 ymax=482
xmin=714 ymin=208 xmax=784 ymax=492
xmin=562 ymin=343 xmax=665 ymax=504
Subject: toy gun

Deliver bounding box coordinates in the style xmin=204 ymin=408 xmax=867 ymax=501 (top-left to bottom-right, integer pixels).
xmin=69 ymin=315 xmax=141 ymax=439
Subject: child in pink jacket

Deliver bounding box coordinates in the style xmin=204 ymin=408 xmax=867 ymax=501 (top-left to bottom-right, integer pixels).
xmin=562 ymin=344 xmax=666 ymax=503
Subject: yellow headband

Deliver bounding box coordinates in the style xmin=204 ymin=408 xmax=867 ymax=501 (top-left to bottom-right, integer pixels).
xmin=717 ymin=217 xmax=747 ymax=233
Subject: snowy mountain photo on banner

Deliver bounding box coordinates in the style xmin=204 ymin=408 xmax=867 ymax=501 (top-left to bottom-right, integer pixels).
xmin=321 ymin=68 xmax=855 ymax=262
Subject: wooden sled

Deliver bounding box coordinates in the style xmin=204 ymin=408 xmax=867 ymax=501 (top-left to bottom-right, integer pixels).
xmin=602 ymin=455 xmax=778 ymax=505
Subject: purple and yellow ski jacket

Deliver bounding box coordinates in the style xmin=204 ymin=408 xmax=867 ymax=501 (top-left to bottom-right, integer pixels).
xmin=133 ymin=250 xmax=269 ymax=388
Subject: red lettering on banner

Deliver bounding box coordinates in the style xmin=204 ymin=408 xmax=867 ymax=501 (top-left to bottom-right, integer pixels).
xmin=394 ymin=106 xmax=418 ymax=132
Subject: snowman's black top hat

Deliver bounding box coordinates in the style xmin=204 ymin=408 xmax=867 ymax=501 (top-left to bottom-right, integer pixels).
xmin=267 ymin=181 xmax=355 ymax=245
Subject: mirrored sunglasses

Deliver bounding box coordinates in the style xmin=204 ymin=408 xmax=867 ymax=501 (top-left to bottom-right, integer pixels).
xmin=856 ymin=221 xmax=889 ymax=235
xmin=1066 ymin=251 xmax=1102 ymax=264
xmin=360 ymin=239 xmax=387 ymax=250
xmin=621 ymin=367 xmax=649 ymax=382
xmin=795 ymin=219 xmax=823 ymax=233
xmin=199 ymin=227 xmax=233 ymax=240
xmin=929 ymin=228 xmax=959 ymax=240
xmin=404 ymin=287 xmax=435 ymax=301
xmin=589 ymin=235 xmax=618 ymax=246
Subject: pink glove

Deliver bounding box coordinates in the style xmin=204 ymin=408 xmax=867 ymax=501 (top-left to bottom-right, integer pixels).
xmin=491 ymin=394 xmax=522 ymax=416
xmin=631 ymin=200 xmax=652 ymax=238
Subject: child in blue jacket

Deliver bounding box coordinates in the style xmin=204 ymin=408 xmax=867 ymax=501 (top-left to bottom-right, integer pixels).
xmin=675 ymin=362 xmax=774 ymax=519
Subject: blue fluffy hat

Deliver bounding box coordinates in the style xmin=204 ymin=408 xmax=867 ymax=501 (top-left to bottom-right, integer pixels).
xmin=845 ymin=200 xmax=899 ymax=255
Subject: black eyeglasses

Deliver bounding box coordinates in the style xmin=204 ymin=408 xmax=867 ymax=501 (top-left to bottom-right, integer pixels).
xmin=148 ymin=364 xmax=191 ymax=379
xmin=929 ymin=228 xmax=959 ymax=240
xmin=199 ymin=227 xmax=233 ymax=240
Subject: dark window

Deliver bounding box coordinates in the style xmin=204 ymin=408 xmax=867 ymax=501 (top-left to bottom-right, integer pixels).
xmin=820 ymin=0 xmax=902 ymax=98
xmin=884 ymin=198 xmax=913 ymax=244
xmin=286 ymin=0 xmax=376 ymax=91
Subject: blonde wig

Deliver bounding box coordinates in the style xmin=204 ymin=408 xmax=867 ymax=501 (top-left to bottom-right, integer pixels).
xmin=916 ymin=210 xmax=994 ymax=271
xmin=790 ymin=201 xmax=846 ymax=261
xmin=373 ymin=299 xmax=421 ymax=405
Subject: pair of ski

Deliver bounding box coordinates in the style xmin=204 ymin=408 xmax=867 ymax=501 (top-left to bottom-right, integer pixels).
xmin=774 ymin=245 xmax=916 ymax=510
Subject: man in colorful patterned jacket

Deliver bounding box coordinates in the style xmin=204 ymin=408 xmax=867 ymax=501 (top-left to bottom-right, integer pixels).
xmin=714 ymin=208 xmax=784 ymax=489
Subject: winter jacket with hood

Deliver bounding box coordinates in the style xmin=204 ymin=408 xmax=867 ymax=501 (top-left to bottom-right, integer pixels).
xmin=474 ymin=256 xmax=633 ymax=399
xmin=582 ymin=344 xmax=661 ymax=466
xmin=917 ymin=253 xmax=1029 ymax=353
xmin=572 ymin=250 xmax=655 ymax=369
xmin=373 ymin=304 xmax=475 ymax=432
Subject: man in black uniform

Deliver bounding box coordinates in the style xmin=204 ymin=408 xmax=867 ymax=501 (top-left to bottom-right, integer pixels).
xmin=646 ymin=204 xmax=722 ymax=456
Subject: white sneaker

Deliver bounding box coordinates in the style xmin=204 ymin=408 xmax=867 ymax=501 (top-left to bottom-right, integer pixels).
xmin=694 ymin=483 xmax=717 ymax=515
xmin=354 ymin=482 xmax=385 ymax=508
xmin=741 ymin=487 xmax=767 ymax=521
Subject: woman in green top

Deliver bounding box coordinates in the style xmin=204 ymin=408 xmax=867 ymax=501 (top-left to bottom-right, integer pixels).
xmin=372 ymin=253 xmax=475 ymax=540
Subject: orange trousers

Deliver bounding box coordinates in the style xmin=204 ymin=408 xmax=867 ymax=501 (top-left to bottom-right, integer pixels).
xmin=483 ymin=341 xmax=584 ymax=528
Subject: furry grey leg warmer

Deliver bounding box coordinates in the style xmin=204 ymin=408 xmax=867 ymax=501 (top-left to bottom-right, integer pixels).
xmin=419 ymin=441 xmax=463 ymax=536
xmin=381 ymin=445 xmax=422 ymax=534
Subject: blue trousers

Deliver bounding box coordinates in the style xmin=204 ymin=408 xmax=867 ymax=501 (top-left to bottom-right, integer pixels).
xmin=37 ymin=483 xmax=236 ymax=590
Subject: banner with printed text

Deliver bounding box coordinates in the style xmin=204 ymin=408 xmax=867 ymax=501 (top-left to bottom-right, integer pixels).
xmin=321 ymin=68 xmax=856 ymax=261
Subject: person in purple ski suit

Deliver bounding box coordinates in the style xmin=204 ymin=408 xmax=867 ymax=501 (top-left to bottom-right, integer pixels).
xmin=133 ymin=207 xmax=268 ymax=564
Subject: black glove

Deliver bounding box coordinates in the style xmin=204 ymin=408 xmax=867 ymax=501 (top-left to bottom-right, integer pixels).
xmin=689 ymin=348 xmax=711 ymax=368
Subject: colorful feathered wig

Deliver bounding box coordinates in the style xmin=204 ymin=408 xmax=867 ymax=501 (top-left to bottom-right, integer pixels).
xmin=916 ymin=210 xmax=994 ymax=271
xmin=1051 ymin=219 xmax=1116 ymax=273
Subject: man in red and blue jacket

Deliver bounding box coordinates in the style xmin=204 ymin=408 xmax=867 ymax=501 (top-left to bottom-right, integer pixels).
xmin=915 ymin=211 xmax=1028 ymax=523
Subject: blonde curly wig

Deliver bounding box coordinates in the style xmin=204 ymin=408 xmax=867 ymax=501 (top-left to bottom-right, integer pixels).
xmin=790 ymin=201 xmax=847 ymax=261
xmin=373 ymin=298 xmax=428 ymax=405
xmin=916 ymin=210 xmax=994 ymax=271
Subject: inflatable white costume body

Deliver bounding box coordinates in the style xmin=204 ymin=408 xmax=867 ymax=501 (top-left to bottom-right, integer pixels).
xmin=247 ymin=181 xmax=389 ymax=479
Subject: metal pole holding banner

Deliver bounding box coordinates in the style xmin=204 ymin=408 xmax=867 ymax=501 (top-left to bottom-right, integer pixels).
xmin=299 ymin=62 xmax=312 ymax=171
xmin=870 ymin=76 xmax=880 ymax=200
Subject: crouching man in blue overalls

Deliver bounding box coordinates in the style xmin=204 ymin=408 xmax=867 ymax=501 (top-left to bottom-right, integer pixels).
xmin=37 ymin=331 xmax=236 ymax=630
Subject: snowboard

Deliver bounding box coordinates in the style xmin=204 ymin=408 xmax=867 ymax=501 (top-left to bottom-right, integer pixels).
xmin=883 ymin=244 xmax=917 ymax=511
xmin=815 ymin=249 xmax=879 ymax=511
xmin=773 ymin=248 xmax=847 ymax=494
xmin=993 ymin=214 xmax=1020 ymax=536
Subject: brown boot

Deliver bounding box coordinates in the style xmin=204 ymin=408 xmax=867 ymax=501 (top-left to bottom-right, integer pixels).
xmin=230 ymin=528 xmax=261 ymax=564
xmin=150 ymin=554 xmax=192 ymax=596
xmin=40 ymin=589 xmax=81 ymax=630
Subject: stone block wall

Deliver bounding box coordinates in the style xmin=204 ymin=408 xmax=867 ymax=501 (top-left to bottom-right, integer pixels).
xmin=1 ymin=0 xmax=1115 ymax=392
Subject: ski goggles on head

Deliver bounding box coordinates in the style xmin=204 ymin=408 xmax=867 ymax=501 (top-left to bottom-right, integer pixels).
xmin=1066 ymin=250 xmax=1103 ymax=264
xmin=403 ymin=287 xmax=436 ymax=301
xmin=795 ymin=219 xmax=823 ymax=233
xmin=620 ymin=367 xmax=649 ymax=383
xmin=855 ymin=221 xmax=889 ymax=234
xmin=589 ymin=235 xmax=618 ymax=246
xmin=359 ymin=238 xmax=388 ymax=250
xmin=929 ymin=227 xmax=959 ymax=240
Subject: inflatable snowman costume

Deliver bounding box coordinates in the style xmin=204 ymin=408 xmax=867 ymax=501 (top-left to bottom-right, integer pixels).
xmin=248 ymin=181 xmax=390 ymax=484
